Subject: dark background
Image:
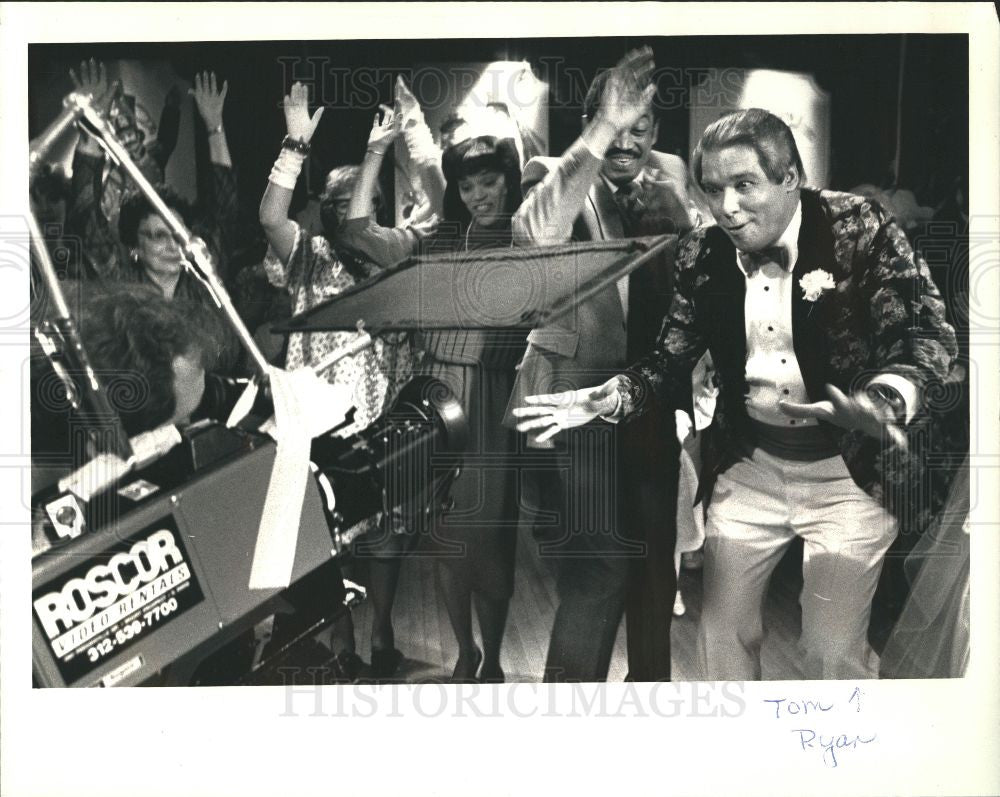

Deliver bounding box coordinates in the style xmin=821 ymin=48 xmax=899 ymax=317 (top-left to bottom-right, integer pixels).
xmin=29 ymin=34 xmax=969 ymax=229
xmin=28 ymin=34 xmax=971 ymax=361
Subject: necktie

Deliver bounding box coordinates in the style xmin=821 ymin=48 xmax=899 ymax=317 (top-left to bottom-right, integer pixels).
xmin=615 ymin=182 xmax=644 ymax=235
xmin=741 ymin=244 xmax=791 ymax=275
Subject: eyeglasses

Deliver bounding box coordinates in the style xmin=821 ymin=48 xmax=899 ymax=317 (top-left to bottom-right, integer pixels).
xmin=137 ymin=228 xmax=176 ymax=245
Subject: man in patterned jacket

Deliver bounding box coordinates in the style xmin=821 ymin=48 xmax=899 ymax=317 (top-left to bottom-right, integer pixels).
xmin=514 ymin=108 xmax=957 ymax=680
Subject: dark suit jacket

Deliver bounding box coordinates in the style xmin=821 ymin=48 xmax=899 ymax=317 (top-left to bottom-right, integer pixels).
xmin=503 ymin=138 xmax=694 ymax=441
xmin=623 ymin=188 xmax=958 ymax=521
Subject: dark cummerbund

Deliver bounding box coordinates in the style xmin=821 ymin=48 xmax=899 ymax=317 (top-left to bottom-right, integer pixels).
xmin=748 ymin=418 xmax=841 ymax=462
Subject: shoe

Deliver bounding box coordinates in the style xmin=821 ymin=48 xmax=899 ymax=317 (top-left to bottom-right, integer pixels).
xmin=370 ymin=647 xmax=404 ymax=679
xmin=452 ymin=647 xmax=482 ymax=683
xmin=673 ymin=591 xmax=686 ymax=617
xmin=332 ymin=651 xmax=364 ymax=683
xmin=478 ymin=664 xmax=505 ymax=684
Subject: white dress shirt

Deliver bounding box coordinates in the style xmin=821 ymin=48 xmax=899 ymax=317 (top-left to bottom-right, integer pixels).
xmin=737 ymin=202 xmax=815 ymax=427
xmin=737 ymin=201 xmax=917 ymax=426
xmin=606 ymin=198 xmax=917 ymax=425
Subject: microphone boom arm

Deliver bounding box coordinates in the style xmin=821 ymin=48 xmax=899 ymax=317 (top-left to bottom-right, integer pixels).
xmin=69 ymin=93 xmax=271 ymax=377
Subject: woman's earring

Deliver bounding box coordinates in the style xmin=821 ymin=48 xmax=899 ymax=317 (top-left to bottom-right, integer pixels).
xmin=130 ymin=249 xmax=140 ymax=265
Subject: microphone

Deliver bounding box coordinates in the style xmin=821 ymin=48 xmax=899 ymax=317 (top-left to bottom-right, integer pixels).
xmin=29 ymin=92 xmax=94 ymax=173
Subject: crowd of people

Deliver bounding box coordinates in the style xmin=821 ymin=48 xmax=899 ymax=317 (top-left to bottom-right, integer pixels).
xmin=30 ymin=47 xmax=967 ymax=684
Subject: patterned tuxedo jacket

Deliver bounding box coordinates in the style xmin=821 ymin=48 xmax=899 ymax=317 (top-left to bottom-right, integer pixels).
xmin=621 ymin=188 xmax=958 ymax=522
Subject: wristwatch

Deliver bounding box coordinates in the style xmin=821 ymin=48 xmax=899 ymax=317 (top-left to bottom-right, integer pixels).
xmin=614 ymin=375 xmax=641 ymax=419
xmin=865 ymin=382 xmax=906 ymax=425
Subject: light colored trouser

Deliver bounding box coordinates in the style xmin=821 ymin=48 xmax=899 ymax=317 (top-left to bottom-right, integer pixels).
xmin=698 ymin=447 xmax=898 ymax=680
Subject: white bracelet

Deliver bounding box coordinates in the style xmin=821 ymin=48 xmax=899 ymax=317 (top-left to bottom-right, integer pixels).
xmin=268 ymin=147 xmax=306 ymax=190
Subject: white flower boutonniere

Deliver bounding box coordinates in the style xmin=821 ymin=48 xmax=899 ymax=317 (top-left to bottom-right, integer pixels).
xmin=799 ymin=269 xmax=836 ymax=302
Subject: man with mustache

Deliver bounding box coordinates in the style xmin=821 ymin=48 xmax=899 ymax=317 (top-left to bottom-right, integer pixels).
xmin=514 ymin=109 xmax=958 ymax=680
xmin=504 ymin=48 xmax=696 ymax=682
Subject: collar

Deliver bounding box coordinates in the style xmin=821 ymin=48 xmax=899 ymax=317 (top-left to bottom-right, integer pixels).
xmin=600 ymin=168 xmax=648 ymax=196
xmin=735 ymin=199 xmax=802 ymax=276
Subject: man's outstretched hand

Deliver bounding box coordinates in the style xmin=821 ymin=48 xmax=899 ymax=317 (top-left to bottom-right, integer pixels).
xmin=512 ymin=377 xmax=621 ymax=443
xmin=779 ymin=383 xmax=908 ymax=450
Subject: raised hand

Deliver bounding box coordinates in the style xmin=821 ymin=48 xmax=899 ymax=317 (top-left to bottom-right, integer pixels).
xmin=511 ymin=377 xmax=621 ymax=443
xmin=595 ymin=47 xmax=657 ymax=133
xmin=69 ymin=58 xmax=114 ymax=113
xmin=283 ymin=81 xmax=324 ymax=143
xmin=189 ymin=70 xmax=228 ymax=130
xmin=779 ymin=383 xmax=908 ymax=450
xmin=367 ymin=103 xmax=401 ymax=155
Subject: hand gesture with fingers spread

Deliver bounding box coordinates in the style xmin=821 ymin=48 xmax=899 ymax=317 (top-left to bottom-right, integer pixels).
xmin=283 ymin=82 xmax=324 ymax=143
xmin=779 ymin=383 xmax=908 ymax=451
xmin=367 ymin=103 xmax=400 ymax=155
xmin=70 ymin=58 xmax=115 ymax=113
xmin=189 ymin=70 xmax=228 ymax=130
xmin=512 ymin=377 xmax=621 ymax=443
xmin=595 ymin=46 xmax=657 ymax=133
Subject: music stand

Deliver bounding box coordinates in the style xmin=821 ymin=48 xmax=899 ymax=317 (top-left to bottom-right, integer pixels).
xmin=274 ymin=235 xmax=676 ymax=333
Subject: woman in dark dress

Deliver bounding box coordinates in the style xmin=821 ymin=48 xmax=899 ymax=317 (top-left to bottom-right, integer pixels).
xmin=338 ymin=109 xmax=524 ymax=682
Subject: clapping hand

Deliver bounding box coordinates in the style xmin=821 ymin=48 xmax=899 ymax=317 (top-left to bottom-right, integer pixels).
xmin=511 ymin=377 xmax=621 ymax=443
xmin=189 ymin=71 xmax=228 ymax=130
xmin=367 ymin=103 xmax=400 ymax=155
xmin=633 ymin=174 xmax=693 ymax=234
xmin=779 ymin=383 xmax=908 ymax=450
xmin=595 ymin=47 xmax=657 ymax=133
xmin=283 ymin=81 xmax=324 ymax=143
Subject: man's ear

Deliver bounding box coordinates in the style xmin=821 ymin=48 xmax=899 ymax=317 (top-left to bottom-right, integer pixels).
xmin=651 ymin=119 xmax=660 ymax=144
xmin=783 ymin=165 xmax=801 ymax=192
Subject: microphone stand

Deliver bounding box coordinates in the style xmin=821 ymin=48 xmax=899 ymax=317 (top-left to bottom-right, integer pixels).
xmin=29 ymin=210 xmax=135 ymax=465
xmin=68 ymin=93 xmax=272 ymax=376
xmin=31 ymin=92 xmax=379 ymax=495
xmin=70 ymin=92 xmax=378 ymax=403
xmin=30 ymin=92 xmax=134 ymax=466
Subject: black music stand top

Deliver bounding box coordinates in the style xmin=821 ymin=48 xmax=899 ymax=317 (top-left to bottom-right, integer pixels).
xmin=274 ymin=235 xmax=676 ymax=333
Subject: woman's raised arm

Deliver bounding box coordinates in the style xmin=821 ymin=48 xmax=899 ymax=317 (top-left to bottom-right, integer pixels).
xmin=259 ymin=81 xmax=324 ymax=265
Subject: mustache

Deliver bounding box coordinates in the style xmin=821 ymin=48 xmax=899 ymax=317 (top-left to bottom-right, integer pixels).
xmin=606 ymin=148 xmax=641 ymax=158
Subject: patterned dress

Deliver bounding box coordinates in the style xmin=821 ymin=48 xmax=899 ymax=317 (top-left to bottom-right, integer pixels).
xmin=263 ymin=222 xmax=413 ymax=437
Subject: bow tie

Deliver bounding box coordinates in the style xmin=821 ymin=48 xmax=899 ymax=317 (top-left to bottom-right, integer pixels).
xmin=740 ymin=244 xmax=791 ymax=275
